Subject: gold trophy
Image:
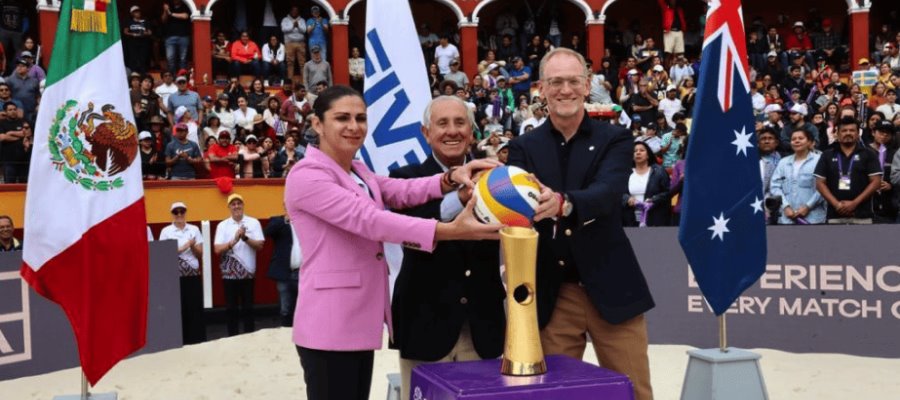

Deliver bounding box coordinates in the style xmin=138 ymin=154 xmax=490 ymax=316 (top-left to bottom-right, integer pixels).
xmin=499 ymin=226 xmax=547 ymax=376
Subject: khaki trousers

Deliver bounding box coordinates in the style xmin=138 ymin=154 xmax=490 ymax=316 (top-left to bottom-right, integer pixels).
xmin=399 ymin=323 xmax=480 ymax=400
xmin=540 ymin=283 xmax=653 ymax=400
xmin=285 ymin=41 xmax=307 ymax=80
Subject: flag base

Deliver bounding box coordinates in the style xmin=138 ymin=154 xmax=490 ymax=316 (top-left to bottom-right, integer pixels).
xmin=53 ymin=392 xmax=117 ymax=400
xmin=680 ymin=347 xmax=768 ymax=400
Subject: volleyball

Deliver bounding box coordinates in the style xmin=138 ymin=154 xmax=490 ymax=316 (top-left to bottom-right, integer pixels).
xmin=474 ymin=166 xmax=541 ymax=227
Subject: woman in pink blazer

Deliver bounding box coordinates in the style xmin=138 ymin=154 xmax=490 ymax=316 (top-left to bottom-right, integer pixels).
xmin=284 ymin=86 xmax=502 ymax=400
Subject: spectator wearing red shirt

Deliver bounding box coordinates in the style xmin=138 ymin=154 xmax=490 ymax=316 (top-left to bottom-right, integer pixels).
xmin=207 ymin=130 xmax=239 ymax=179
xmin=785 ymin=21 xmax=814 ymax=67
xmin=657 ymin=0 xmax=686 ymax=59
xmin=230 ymin=31 xmax=261 ymax=79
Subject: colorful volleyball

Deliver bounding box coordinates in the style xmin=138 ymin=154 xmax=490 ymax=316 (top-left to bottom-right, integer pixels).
xmin=474 ymin=166 xmax=541 ymax=227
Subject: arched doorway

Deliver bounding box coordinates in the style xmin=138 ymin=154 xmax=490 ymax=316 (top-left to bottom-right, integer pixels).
xmin=472 ymin=0 xmax=590 ymax=62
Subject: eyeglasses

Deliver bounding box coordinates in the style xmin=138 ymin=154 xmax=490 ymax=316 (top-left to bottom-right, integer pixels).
xmin=172 ymin=209 xmax=186 ymax=215
xmin=544 ymin=76 xmax=587 ymax=89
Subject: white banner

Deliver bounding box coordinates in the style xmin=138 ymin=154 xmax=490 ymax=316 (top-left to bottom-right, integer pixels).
xmin=361 ymin=0 xmax=432 ymax=175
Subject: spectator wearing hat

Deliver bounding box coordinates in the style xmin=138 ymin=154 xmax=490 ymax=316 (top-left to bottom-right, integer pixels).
xmin=782 ymin=65 xmax=810 ymax=99
xmin=815 ymin=116 xmax=883 ymax=224
xmin=167 ymin=74 xmax=202 ymax=127
xmin=147 ymin=115 xmax=172 ymax=152
xmin=214 ymin=194 xmax=265 ymax=336
xmin=303 ymin=46 xmax=332 ymax=93
xmin=18 ymin=51 xmax=44 ymax=82
xmin=159 ymin=202 xmax=206 ymax=344
xmin=785 ymin=21 xmax=813 ymax=64
xmin=229 ymin=31 xmax=261 ymax=80
xmin=165 ymin=122 xmax=202 ymax=180
xmin=161 ymin=0 xmax=192 ymax=74
xmin=763 ymin=103 xmax=785 ymax=130
xmin=508 ymin=56 xmax=532 ymax=102
xmin=518 ymin=103 xmax=546 ymax=136
xmin=635 ymin=122 xmax=663 ymax=154
xmin=657 ymin=84 xmax=682 ymax=129
xmin=238 ymin=134 xmax=268 ymax=178
xmin=780 ymin=103 xmax=819 ymax=152
xmin=869 ymin=120 xmax=897 ymax=223
xmin=305 ymin=6 xmax=329 ymax=61
xmin=206 ymin=130 xmax=238 ymax=179
xmin=281 ymin=6 xmax=307 ymax=81
xmin=442 ymin=59 xmax=468 ymax=89
xmin=123 ymin=5 xmax=152 ymax=74
xmin=5 ymin=57 xmax=38 ymax=120
xmin=138 ymin=130 xmax=165 ymax=179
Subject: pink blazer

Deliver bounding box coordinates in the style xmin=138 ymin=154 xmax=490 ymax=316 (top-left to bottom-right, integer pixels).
xmin=285 ymin=146 xmax=443 ymax=351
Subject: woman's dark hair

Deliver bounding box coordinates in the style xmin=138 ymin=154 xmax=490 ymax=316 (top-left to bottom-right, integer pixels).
xmin=313 ymin=85 xmax=364 ymax=122
xmin=633 ymin=141 xmax=657 ymax=166
xmin=791 ymin=126 xmax=815 ymax=143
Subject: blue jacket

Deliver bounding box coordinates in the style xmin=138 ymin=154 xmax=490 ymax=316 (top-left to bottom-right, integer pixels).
xmin=770 ymin=152 xmax=826 ymax=224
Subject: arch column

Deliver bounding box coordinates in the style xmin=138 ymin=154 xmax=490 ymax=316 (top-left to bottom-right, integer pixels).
xmin=459 ymin=21 xmax=478 ymax=80
xmin=587 ymin=18 xmax=605 ymax=72
xmin=332 ymin=19 xmax=350 ymax=86
xmin=848 ymin=2 xmax=871 ymax=67
xmin=37 ymin=2 xmax=60 ymax=67
xmin=191 ymin=14 xmax=214 ymax=96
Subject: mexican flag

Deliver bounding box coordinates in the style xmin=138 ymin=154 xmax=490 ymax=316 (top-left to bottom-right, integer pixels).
xmin=20 ymin=0 xmax=148 ymax=385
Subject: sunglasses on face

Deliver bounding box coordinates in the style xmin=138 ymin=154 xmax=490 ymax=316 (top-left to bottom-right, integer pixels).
xmin=172 ymin=209 xmax=186 ymax=215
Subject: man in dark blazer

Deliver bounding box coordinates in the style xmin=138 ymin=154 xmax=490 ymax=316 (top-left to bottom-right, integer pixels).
xmin=265 ymin=206 xmax=301 ymax=327
xmin=390 ymin=96 xmax=506 ymax=400
xmin=507 ymin=48 xmax=655 ymax=400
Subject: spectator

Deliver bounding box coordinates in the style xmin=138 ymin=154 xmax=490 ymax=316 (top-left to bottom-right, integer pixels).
xmin=161 ymin=0 xmax=192 ymax=74
xmin=658 ymin=0 xmax=686 ymax=59
xmin=427 ymin=63 xmax=443 ymax=93
xmin=783 ymin=65 xmax=811 ymax=99
xmin=876 ymin=89 xmax=899 ymax=121
xmin=265 ymin=206 xmax=302 ymax=328
xmin=478 ymin=49 xmax=507 ymax=77
xmin=206 ymin=130 xmax=238 ymax=179
xmin=261 ymin=35 xmax=286 ymax=86
xmin=495 ymin=34 xmax=519 ymax=66
xmin=815 ymin=117 xmax=883 ymax=224
xmin=0 ymin=215 xmax=21 ymax=251
xmin=159 ymin=201 xmax=206 ymax=344
xmin=280 ymin=82 xmax=311 ymax=132
xmin=870 ymin=121 xmax=897 ymax=223
xmin=123 ymin=5 xmax=152 ymax=74
xmin=637 ymin=38 xmax=660 ymax=72
xmin=262 ymin=96 xmax=285 ymax=138
xmin=213 ymin=194 xmax=264 ymax=336
xmin=477 ymin=131 xmax=508 ymax=161
xmin=246 ymin=79 xmax=268 ymax=114
xmin=658 ymin=85 xmax=682 ymax=129
xmin=133 ymin=75 xmax=165 ymax=132
xmin=306 ymin=6 xmax=329 ymax=61
xmin=418 ymin=24 xmax=439 ymax=67
xmin=21 ymin=37 xmax=40 ymax=69
xmin=770 ymin=127 xmax=825 ymax=225
xmin=669 ymin=137 xmax=688 ymax=225
xmin=138 ymin=131 xmax=165 ymax=179
xmin=281 ymin=6 xmax=307 ymax=82
xmin=883 ymin=43 xmax=900 ymax=73
xmin=635 ymin=121 xmax=663 ymax=154
xmin=747 ymin=30 xmax=768 ymax=73
xmin=270 ymin=134 xmax=303 ymax=178
xmin=629 ymin=78 xmax=659 ymax=125
xmin=230 ymin=31 xmax=261 ymax=79
xmin=442 ymin=59 xmax=468 ymax=89
xmin=813 ymin=18 xmax=843 ymax=66
xmin=757 ymin=127 xmax=782 ymax=206
xmin=19 ymin=51 xmax=43 ymax=82
xmin=303 ymin=46 xmax=332 ymax=91
xmin=167 ymin=75 xmax=202 ymax=126
xmin=434 ymin=34 xmax=459 ymax=75
xmin=780 ymin=103 xmax=819 ymax=152
xmin=0 ymin=1 xmax=25 ymax=75
xmin=518 ymin=103 xmax=545 ymax=136
xmin=349 ymin=46 xmax=365 ymax=93
xmin=785 ymin=21 xmax=813 ymax=65
xmin=624 ymin=141 xmax=670 ymax=227
xmin=174 ymin=105 xmax=200 ymax=145
xmin=5 ymin=58 xmax=38 ymax=120
xmin=210 ymin=33 xmax=231 ymax=78
xmin=508 ymin=57 xmax=532 ymax=102
xmin=239 ymin=134 xmax=268 ymax=178
xmin=232 ymin=96 xmax=261 ymax=132
xmin=659 ymin=121 xmax=687 ymax=168
xmin=148 ymin=115 xmax=172 ymax=153
xmin=589 ymin=67 xmax=613 ymax=104
xmin=154 ymin=71 xmax=177 ymax=108
xmin=630 ymin=33 xmax=646 ymax=64
xmin=0 ymin=101 xmax=25 ymax=183
xmin=165 ymin=123 xmax=202 ymax=180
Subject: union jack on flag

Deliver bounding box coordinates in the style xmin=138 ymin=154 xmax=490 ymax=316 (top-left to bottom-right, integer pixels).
xmin=678 ymin=0 xmax=767 ymax=315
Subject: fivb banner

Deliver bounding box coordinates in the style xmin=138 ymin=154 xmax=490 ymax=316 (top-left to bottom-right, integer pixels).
xmin=361 ymin=0 xmax=432 ymax=175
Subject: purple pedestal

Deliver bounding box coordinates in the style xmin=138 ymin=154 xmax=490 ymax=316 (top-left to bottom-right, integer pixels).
xmin=409 ymin=355 xmax=634 ymax=400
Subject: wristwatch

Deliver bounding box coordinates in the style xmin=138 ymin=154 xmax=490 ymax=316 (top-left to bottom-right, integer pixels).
xmin=562 ymin=194 xmax=573 ymax=217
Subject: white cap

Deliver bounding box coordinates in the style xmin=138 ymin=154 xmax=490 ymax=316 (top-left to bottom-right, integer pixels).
xmin=652 ymin=65 xmax=664 ymax=72
xmin=789 ymin=103 xmax=808 ymax=116
xmin=767 ymin=50 xmax=778 ymax=58
xmin=793 ymin=21 xmax=804 ymax=28
xmin=170 ymin=202 xmax=187 ymax=212
xmin=138 ymin=131 xmax=152 ymax=140
xmin=129 ymin=5 xmax=140 ymax=13
xmin=174 ymin=105 xmax=187 ymax=121
xmin=666 ymin=84 xmax=677 ymax=92
xmin=627 ymin=68 xmax=640 ymax=75
xmin=764 ymin=104 xmax=783 ymax=114
xmin=245 ymin=134 xmax=259 ymax=142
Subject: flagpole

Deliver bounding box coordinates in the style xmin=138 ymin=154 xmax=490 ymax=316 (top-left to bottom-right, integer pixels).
xmin=718 ymin=314 xmax=728 ymax=352
xmin=81 ymin=372 xmax=89 ymax=400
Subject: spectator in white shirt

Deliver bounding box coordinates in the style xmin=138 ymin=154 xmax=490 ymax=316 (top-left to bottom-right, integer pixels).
xmin=261 ymin=35 xmax=286 ymax=85
xmin=657 ymin=85 xmax=683 ymax=129
xmin=213 ymin=194 xmax=265 ymax=336
xmin=154 ymin=71 xmax=177 ymax=110
xmin=519 ymin=103 xmax=547 ymax=135
xmin=669 ymin=55 xmax=694 ymax=87
xmin=159 ymin=201 xmax=206 ymax=344
xmin=232 ymin=96 xmax=260 ymax=132
xmin=434 ymin=34 xmax=460 ymax=75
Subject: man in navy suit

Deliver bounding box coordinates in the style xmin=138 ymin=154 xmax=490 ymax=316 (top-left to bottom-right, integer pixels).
xmin=390 ymin=96 xmax=506 ymax=400
xmin=507 ymin=48 xmax=655 ymax=400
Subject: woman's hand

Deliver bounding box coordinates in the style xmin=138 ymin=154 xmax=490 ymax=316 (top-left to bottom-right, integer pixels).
xmin=449 ymin=159 xmax=503 ymax=189
xmin=627 ymin=196 xmax=637 ymax=207
xmin=436 ymin=198 xmax=503 ymax=241
xmin=783 ymin=206 xmax=795 ymax=219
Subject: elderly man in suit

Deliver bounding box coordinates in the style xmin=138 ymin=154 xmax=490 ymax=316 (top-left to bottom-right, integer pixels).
xmin=507 ymin=48 xmax=655 ymax=400
xmin=390 ymin=96 xmax=506 ymax=400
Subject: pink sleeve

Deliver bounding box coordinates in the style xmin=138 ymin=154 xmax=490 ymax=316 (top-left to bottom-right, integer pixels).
xmin=375 ymin=173 xmax=444 ymax=210
xmin=287 ymin=168 xmax=438 ymax=252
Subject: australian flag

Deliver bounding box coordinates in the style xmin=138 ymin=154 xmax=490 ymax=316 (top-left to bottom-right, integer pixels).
xmin=678 ymin=0 xmax=767 ymax=316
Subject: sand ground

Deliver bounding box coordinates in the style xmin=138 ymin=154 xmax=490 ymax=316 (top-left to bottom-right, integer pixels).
xmin=2 ymin=328 xmax=898 ymax=400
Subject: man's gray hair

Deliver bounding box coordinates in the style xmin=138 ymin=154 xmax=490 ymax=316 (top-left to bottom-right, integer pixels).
xmin=422 ymin=95 xmax=477 ymax=129
xmin=539 ymin=47 xmax=589 ymax=80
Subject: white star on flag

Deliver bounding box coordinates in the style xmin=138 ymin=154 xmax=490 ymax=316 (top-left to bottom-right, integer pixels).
xmin=708 ymin=212 xmax=731 ymax=241
xmin=751 ymin=197 xmax=764 ymax=214
xmin=731 ymin=126 xmax=754 ymax=157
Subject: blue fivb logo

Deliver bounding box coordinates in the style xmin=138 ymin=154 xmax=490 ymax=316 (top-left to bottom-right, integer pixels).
xmin=361 ymin=29 xmax=431 ymax=172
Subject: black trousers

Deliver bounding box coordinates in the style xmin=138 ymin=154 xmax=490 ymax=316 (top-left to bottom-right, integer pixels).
xmin=296 ymin=346 xmax=374 ymax=400
xmin=179 ymin=276 xmax=206 ymax=344
xmin=223 ymin=278 xmax=255 ymax=336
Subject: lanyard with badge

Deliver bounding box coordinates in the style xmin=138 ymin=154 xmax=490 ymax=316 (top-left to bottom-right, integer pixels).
xmin=836 ymin=153 xmax=855 ymax=191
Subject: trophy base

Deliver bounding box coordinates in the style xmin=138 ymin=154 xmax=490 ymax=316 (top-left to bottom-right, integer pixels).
xmin=501 ymin=358 xmax=547 ymax=376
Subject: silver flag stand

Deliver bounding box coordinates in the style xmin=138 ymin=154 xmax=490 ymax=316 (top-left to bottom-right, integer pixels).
xmin=680 ymin=314 xmax=769 ymax=400
xmin=53 ymin=372 xmax=117 ymax=400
